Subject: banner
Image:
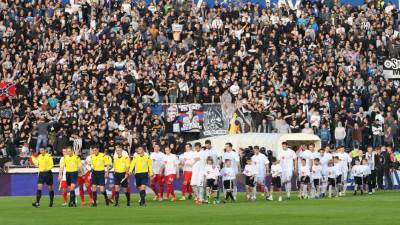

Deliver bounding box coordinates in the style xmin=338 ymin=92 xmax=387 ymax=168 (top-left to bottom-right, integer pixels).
xmin=228 ymin=107 xmax=254 ymax=134
xmin=383 ymin=58 xmax=400 ymax=79
xmin=150 ymin=103 xmax=255 ymax=135
xmin=0 ymin=81 xmax=16 ymax=101
xmin=177 ymin=104 xmax=204 ymax=132
xmin=202 ymin=104 xmax=229 ymax=137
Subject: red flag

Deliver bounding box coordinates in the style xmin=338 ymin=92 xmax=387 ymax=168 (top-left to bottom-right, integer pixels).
xmin=0 ymin=80 xmax=16 ymax=101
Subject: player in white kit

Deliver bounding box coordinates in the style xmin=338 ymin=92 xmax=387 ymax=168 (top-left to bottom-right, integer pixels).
xmin=163 ymin=146 xmax=180 ymax=201
xmin=179 ymin=143 xmax=195 ymax=200
xmin=311 ymin=158 xmax=323 ymax=198
xmin=277 ymin=142 xmax=297 ymax=199
xmin=251 ymin=146 xmax=269 ymax=199
xmin=334 ymin=146 xmax=351 ymax=196
xmin=318 ymin=148 xmax=332 ymax=196
xmin=221 ymin=159 xmax=237 ymax=202
xmin=191 ymin=142 xmax=207 ymax=205
xmin=150 ymin=143 xmax=165 ymax=201
xmin=222 ymin=143 xmax=240 ymax=200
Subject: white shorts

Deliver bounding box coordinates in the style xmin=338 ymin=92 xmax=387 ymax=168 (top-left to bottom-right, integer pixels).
xmin=191 ymin=170 xmax=204 ymax=186
xmin=255 ymin=174 xmax=266 ymax=184
xmin=281 ymin=170 xmax=293 ymax=183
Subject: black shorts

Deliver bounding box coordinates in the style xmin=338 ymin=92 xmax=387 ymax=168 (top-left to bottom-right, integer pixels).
xmin=313 ymin=179 xmax=321 ymax=187
xmin=114 ymin=172 xmax=128 ymax=188
xmin=328 ymin=178 xmax=336 ymax=187
xmin=206 ymin=179 xmax=218 ymax=191
xmin=272 ymin=176 xmax=282 ymax=188
xmin=245 ymin=176 xmax=255 ymax=187
xmin=336 ymin=175 xmax=342 ymax=184
xmin=135 ymin=173 xmax=148 ymax=187
xmin=66 ymin=172 xmax=78 ymax=186
xmin=354 ymin=176 xmax=362 ymax=185
xmin=300 ymin=176 xmax=310 ymax=184
xmin=223 ymin=180 xmax=234 ymax=190
xmin=38 ymin=171 xmax=53 ymax=186
xmin=362 ymin=176 xmax=369 ymax=185
xmin=92 ymin=170 xmax=106 ymax=186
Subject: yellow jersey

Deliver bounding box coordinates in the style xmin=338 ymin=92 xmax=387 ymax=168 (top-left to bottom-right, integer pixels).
xmin=60 ymin=155 xmax=81 ymax=172
xmin=114 ymin=155 xmax=130 ymax=173
xmin=91 ymin=153 xmax=109 ymax=171
xmin=35 ymin=153 xmax=54 ymax=172
xmin=130 ymin=154 xmax=153 ymax=176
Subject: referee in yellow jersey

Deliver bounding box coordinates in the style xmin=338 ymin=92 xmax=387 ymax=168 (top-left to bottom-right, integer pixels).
xmin=32 ymin=146 xmax=54 ymax=208
xmin=113 ymin=145 xmax=131 ymax=206
xmin=129 ymin=146 xmax=153 ymax=206
xmin=90 ymin=145 xmax=110 ymax=207
xmin=58 ymin=147 xmax=84 ymax=207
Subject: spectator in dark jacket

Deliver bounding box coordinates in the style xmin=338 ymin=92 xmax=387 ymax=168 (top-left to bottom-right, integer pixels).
xmin=53 ymin=129 xmax=70 ymax=156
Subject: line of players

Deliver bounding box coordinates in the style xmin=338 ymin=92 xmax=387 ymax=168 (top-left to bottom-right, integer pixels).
xmin=31 ymin=139 xmax=377 ymax=207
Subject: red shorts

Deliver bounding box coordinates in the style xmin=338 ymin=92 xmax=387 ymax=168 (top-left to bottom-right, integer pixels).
xmin=78 ymin=173 xmax=91 ymax=185
xmin=183 ymin=171 xmax=192 ymax=183
xmin=165 ymin=174 xmax=176 ymax=184
xmin=77 ymin=176 xmax=84 ymax=185
xmin=84 ymin=172 xmax=91 ymax=184
xmin=60 ymin=180 xmax=68 ymax=189
xmin=151 ymin=174 xmax=164 ymax=184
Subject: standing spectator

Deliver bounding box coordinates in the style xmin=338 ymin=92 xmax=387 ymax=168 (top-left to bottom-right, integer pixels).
xmin=35 ymin=118 xmax=56 ymax=153
xmin=351 ymin=123 xmax=364 ymax=149
xmin=372 ymin=120 xmax=383 ymax=148
xmin=334 ymin=122 xmax=346 ymax=147
xmin=318 ymin=124 xmax=331 ymax=148
xmin=53 ymin=129 xmax=69 ymax=156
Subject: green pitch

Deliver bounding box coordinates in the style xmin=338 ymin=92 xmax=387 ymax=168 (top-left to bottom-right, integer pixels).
xmin=0 ymin=191 xmax=399 ymax=225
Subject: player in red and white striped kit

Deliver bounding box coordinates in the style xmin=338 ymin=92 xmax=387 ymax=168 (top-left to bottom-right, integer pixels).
xmin=59 ymin=148 xmax=68 ymax=206
xmin=179 ymin=143 xmax=195 ymax=200
xmin=76 ymin=149 xmax=93 ymax=206
xmin=163 ymin=146 xmax=180 ymax=201
xmin=82 ymin=149 xmax=95 ymax=205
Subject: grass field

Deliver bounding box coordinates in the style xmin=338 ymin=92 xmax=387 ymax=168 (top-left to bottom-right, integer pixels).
xmin=1 ymin=191 xmax=399 ymax=225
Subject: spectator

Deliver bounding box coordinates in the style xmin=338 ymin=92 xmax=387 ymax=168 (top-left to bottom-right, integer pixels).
xmin=334 ymin=122 xmax=346 ymax=147
xmin=318 ymin=123 xmax=331 ymax=148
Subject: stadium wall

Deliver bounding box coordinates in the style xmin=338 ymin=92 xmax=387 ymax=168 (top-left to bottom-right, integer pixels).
xmin=0 ymin=171 xmax=399 ymax=196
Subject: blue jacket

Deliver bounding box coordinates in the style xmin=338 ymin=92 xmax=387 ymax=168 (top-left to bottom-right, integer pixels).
xmin=319 ymin=128 xmax=331 ymax=142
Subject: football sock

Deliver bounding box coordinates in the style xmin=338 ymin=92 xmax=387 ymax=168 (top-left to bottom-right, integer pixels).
xmin=140 ymin=190 xmax=146 ymax=204
xmin=63 ymin=190 xmax=68 ymax=203
xmin=112 ymin=187 xmax=116 ymax=200
xmin=125 ymin=192 xmax=130 ymax=203
xmin=102 ymin=191 xmax=108 ymax=202
xmin=93 ymin=191 xmax=97 ymax=203
xmin=70 ymin=191 xmax=76 ymax=204
xmin=36 ymin=190 xmax=42 ymax=203
xmin=115 ymin=192 xmax=119 ymax=204
xmin=49 ymin=190 xmax=54 ymax=204
xmin=79 ymin=186 xmax=85 ymax=202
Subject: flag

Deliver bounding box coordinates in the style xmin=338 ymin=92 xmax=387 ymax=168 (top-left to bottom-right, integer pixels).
xmin=0 ymin=81 xmax=16 ymax=101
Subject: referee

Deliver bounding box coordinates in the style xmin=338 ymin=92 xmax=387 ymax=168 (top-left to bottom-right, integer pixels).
xmin=90 ymin=145 xmax=110 ymax=207
xmin=129 ymin=146 xmax=153 ymax=206
xmin=113 ymin=145 xmax=131 ymax=206
xmin=58 ymin=147 xmax=84 ymax=207
xmin=32 ymin=146 xmax=55 ymax=208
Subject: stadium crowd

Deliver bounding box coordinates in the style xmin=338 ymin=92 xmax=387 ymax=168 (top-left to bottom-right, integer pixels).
xmin=0 ymin=0 xmax=400 ymax=169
